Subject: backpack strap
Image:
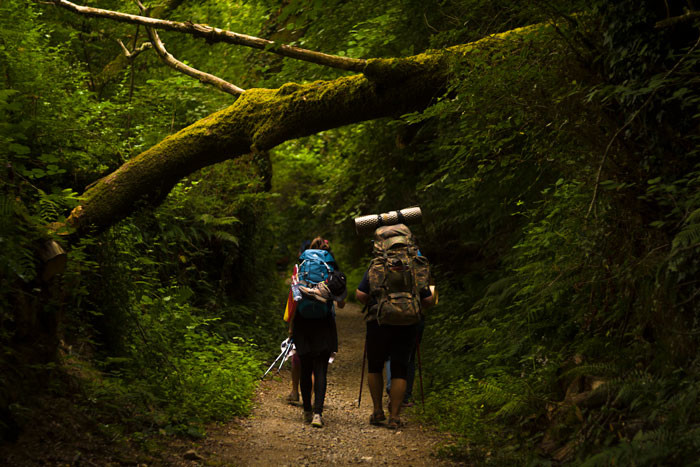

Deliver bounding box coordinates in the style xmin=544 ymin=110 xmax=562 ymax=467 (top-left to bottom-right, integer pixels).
xmin=411 ymin=254 xmax=422 ymax=316
xmin=375 ymin=249 xmax=391 ymax=325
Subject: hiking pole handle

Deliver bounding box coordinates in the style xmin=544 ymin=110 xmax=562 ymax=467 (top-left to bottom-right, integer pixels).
xmin=277 ymin=339 xmax=293 ymax=374
xmin=261 ymin=339 xmax=292 ymax=380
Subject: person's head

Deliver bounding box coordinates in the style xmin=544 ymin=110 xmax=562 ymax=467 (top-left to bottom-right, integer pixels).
xmin=310 ymin=236 xmax=330 ymax=250
xmin=299 ymin=239 xmax=311 ymax=254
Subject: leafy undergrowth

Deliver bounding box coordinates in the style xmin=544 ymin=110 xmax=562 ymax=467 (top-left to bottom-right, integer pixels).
xmin=1 ymin=338 xmax=263 ymax=466
xmin=0 ymin=367 xmax=164 ymax=466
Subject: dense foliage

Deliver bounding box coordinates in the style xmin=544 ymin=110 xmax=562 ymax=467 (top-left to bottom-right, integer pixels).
xmin=2 ymin=0 xmax=700 ymax=464
xmin=0 ymin=0 xmax=282 ymax=443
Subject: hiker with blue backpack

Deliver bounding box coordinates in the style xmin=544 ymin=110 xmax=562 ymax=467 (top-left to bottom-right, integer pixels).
xmin=289 ymin=237 xmax=347 ymax=428
xmin=285 ymin=240 xmax=312 ymax=406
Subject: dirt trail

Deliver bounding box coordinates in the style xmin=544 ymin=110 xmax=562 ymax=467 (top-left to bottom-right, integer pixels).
xmin=183 ymin=302 xmax=459 ymax=466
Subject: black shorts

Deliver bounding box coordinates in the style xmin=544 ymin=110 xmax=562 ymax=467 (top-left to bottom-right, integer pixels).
xmin=365 ymin=320 xmax=418 ymax=379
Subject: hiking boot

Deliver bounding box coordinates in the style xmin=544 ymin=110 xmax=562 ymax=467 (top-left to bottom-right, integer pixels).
xmin=311 ymin=413 xmax=323 ymax=428
xmin=369 ymin=411 xmax=386 ymax=425
xmin=304 ymin=411 xmax=313 ymax=423
xmin=286 ymin=392 xmax=300 ymax=405
xmin=387 ymin=418 xmax=404 ymax=430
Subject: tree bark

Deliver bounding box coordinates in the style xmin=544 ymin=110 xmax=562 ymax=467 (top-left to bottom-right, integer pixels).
xmin=64 ymin=25 xmax=542 ymax=235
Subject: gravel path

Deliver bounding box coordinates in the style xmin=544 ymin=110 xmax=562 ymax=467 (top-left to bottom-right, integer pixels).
xmin=183 ymin=302 xmax=459 ymax=466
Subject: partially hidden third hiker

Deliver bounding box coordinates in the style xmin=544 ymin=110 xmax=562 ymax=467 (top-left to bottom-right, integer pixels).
xmin=290 ymin=237 xmax=346 ymax=428
xmin=355 ymin=224 xmax=436 ymax=429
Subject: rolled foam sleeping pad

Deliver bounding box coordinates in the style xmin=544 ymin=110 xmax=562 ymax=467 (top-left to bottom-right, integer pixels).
xmin=354 ymin=206 xmax=422 ymax=235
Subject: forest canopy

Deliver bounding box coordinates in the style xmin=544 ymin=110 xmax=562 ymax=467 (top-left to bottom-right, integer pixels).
xmin=2 ymin=0 xmax=700 ymax=464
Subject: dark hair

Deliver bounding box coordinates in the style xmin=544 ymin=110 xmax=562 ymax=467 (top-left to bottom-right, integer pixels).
xmin=310 ymin=236 xmax=329 ymax=250
xmin=299 ymin=239 xmax=312 ymax=254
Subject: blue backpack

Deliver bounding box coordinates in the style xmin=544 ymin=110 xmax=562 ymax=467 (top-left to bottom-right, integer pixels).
xmin=296 ymin=249 xmax=335 ymax=319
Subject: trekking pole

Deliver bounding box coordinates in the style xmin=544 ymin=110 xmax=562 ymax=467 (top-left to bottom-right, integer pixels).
xmin=416 ymin=338 xmax=425 ymax=412
xmin=261 ymin=339 xmax=290 ymax=380
xmin=357 ymin=303 xmax=369 ymax=407
xmin=261 ymin=349 xmax=285 ymax=380
xmin=358 ymin=337 xmax=367 ymax=407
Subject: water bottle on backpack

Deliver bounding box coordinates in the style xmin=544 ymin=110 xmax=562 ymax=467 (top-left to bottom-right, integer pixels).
xmin=291 ymin=277 xmax=302 ymax=302
xmin=291 ymin=264 xmax=303 ymax=301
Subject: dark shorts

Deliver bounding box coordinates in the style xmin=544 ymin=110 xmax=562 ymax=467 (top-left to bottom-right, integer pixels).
xmin=366 ymin=320 xmax=418 ymax=379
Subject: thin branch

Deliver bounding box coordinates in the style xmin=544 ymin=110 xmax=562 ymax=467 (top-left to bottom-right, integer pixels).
xmin=117 ymin=39 xmax=151 ymax=59
xmin=52 ymin=0 xmax=367 ymax=72
xmin=423 ymin=12 xmax=439 ymax=33
xmin=133 ymin=0 xmax=242 ymax=95
xmin=655 ymin=10 xmax=700 ymax=28
xmin=145 ymin=25 xmax=245 ymax=95
xmin=586 ymin=33 xmax=700 ymax=219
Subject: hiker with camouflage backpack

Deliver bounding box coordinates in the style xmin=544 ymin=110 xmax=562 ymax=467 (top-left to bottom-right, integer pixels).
xmin=290 ymin=237 xmax=346 ymax=428
xmin=355 ymin=224 xmax=435 ymax=429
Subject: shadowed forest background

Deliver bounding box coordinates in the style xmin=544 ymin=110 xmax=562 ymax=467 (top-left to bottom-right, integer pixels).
xmin=2 ymin=0 xmax=700 ymax=464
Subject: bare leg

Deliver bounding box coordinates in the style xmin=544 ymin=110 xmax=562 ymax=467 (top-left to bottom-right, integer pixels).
xmin=389 ymin=378 xmax=407 ymax=421
xmin=367 ymin=372 xmax=384 ymax=416
xmin=290 ymin=356 xmax=301 ymax=398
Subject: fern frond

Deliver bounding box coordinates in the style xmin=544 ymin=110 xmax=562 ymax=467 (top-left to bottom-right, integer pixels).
xmin=485 ymin=276 xmax=518 ymax=297
xmin=686 ymin=207 xmax=700 ymax=224
xmin=39 ymin=196 xmax=60 ymax=223
xmin=197 ymin=214 xmax=240 ymax=226
xmin=559 ymin=362 xmax=620 ymax=380
xmin=213 ymin=230 xmax=239 ymax=245
xmin=495 ymin=398 xmax=531 ymax=418
xmin=672 ymin=223 xmax=700 ymax=252
xmin=459 ymin=326 xmax=492 ymax=342
xmin=0 ymin=195 xmax=13 ymax=217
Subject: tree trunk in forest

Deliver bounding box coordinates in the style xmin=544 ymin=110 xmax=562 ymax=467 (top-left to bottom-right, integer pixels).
xmin=63 ymin=25 xmax=541 ymax=235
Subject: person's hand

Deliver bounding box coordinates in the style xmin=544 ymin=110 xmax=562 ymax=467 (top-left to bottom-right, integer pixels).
xmin=337 ymin=299 xmax=346 ymax=308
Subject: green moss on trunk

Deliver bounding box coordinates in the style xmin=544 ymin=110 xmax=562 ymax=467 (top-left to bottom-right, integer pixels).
xmin=67 ymin=23 xmax=550 ymax=234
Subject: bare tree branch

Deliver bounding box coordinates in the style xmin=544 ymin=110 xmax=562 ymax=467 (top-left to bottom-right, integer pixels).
xmin=117 ymin=39 xmax=151 ymax=60
xmin=145 ymin=26 xmax=245 ymax=95
xmin=52 ymin=0 xmax=367 ymax=72
xmin=655 ymin=10 xmax=700 ymax=28
xmin=90 ymin=0 xmax=182 ymax=93
xmin=131 ymin=0 xmax=243 ymax=94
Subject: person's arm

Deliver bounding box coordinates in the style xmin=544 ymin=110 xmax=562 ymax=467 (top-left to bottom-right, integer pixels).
xmin=356 ymin=289 xmax=370 ymax=304
xmin=355 ymin=269 xmax=372 ymax=305
xmin=420 ymin=285 xmax=437 ymax=308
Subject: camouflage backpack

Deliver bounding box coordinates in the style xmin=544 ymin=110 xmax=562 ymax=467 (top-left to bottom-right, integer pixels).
xmin=368 ymin=224 xmax=430 ymax=325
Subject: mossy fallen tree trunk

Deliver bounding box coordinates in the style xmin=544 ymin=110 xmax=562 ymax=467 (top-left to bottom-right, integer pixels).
xmin=65 ymin=25 xmax=542 ymax=235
